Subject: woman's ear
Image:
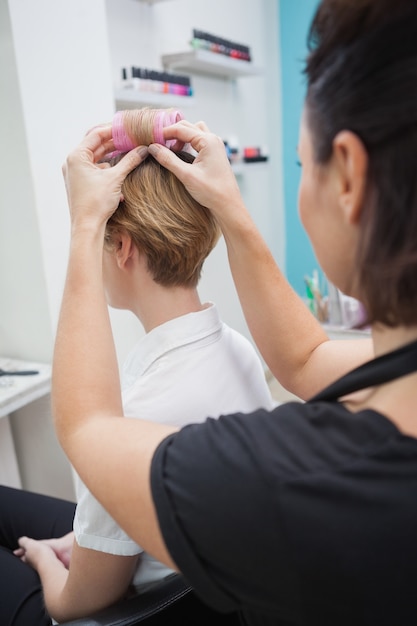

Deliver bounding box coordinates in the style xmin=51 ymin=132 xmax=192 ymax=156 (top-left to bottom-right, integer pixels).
xmin=332 ymin=131 xmax=368 ymax=225
xmin=115 ymin=232 xmax=136 ymax=270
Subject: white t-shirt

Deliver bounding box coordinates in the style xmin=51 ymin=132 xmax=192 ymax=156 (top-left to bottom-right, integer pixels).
xmin=74 ymin=303 xmax=275 ymax=590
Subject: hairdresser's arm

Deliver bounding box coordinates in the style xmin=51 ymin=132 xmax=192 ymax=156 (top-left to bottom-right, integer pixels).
xmin=16 ymin=536 xmax=138 ymax=622
xmin=148 ymin=122 xmax=373 ymax=400
xmin=54 ymin=127 xmax=177 ymax=568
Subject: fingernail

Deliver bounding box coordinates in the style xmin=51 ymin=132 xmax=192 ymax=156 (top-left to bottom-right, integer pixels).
xmin=148 ymin=144 xmax=160 ymax=155
xmin=137 ymin=146 xmax=148 ymax=158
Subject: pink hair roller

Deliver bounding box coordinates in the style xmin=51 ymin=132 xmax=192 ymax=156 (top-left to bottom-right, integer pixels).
xmin=153 ymin=110 xmax=184 ymax=150
xmin=108 ymin=109 xmax=184 ymax=158
xmin=112 ymin=111 xmax=136 ymax=153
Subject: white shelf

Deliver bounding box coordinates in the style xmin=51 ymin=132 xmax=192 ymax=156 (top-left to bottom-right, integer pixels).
xmin=115 ymin=89 xmax=194 ymax=109
xmin=232 ymin=161 xmax=269 ymax=176
xmin=0 ymin=356 xmax=51 ymax=419
xmin=162 ymin=49 xmax=262 ymax=79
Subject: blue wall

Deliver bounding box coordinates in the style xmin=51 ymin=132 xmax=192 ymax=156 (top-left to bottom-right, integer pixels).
xmin=279 ymin=0 xmax=320 ymax=296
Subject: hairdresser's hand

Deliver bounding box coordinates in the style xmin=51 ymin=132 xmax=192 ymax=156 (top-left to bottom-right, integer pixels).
xmin=63 ymin=125 xmax=148 ymax=228
xmin=148 ymin=121 xmax=245 ymax=223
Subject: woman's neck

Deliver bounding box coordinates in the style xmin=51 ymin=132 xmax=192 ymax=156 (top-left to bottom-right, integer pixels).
xmin=371 ymin=323 xmax=417 ymax=358
xmin=344 ymin=323 xmax=417 ymax=436
xmin=133 ymin=283 xmax=205 ymax=333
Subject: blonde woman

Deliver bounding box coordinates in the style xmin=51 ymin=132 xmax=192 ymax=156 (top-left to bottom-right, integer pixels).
xmin=1 ymin=112 xmax=273 ymax=625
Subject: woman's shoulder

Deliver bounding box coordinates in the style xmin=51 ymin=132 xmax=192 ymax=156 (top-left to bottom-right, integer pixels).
xmin=153 ymin=399 xmax=408 ymax=490
xmin=257 ymin=399 xmax=407 ymax=474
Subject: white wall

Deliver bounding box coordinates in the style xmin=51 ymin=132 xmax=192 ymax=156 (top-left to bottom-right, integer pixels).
xmin=1 ymin=0 xmax=115 ymax=498
xmin=3 ymin=0 xmax=115 ymax=362
xmin=0 ymin=0 xmax=283 ymax=497
xmin=0 ymin=0 xmax=52 ymax=362
xmin=106 ymin=0 xmax=284 ymax=356
xmin=2 ymin=0 xmax=283 ymax=367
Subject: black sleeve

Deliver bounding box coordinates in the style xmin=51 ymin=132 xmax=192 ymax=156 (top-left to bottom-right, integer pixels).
xmin=150 ymin=399 xmax=415 ymax=626
xmin=150 ymin=406 xmax=307 ymax=619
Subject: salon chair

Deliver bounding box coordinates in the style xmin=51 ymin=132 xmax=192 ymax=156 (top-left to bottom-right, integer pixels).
xmin=59 ymin=573 xmax=240 ymax=626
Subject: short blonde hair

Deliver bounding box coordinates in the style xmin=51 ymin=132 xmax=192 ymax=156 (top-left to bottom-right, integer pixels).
xmin=105 ymin=152 xmax=220 ymax=287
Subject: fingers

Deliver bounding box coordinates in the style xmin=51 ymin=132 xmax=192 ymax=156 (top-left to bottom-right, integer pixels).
xmin=79 ymin=125 xmax=113 ymax=152
xmin=18 ymin=536 xmax=29 ymax=548
xmin=195 ymin=121 xmax=210 ymax=132
xmin=85 ymin=122 xmax=112 ymax=136
xmin=114 ymin=146 xmax=149 ymax=179
xmin=13 ymin=547 xmax=25 ymax=557
xmin=162 ymin=120 xmax=212 ymax=154
xmin=148 ymin=143 xmax=190 ymax=182
xmin=15 ymin=536 xmax=30 ymax=561
xmin=93 ymin=139 xmax=116 ymax=162
xmin=64 ymin=126 xmax=114 ymax=170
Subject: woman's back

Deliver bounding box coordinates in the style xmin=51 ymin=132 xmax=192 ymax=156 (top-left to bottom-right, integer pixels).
xmin=151 ymin=343 xmax=417 ymax=625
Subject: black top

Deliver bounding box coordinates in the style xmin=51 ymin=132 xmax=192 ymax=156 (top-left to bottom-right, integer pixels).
xmin=151 ymin=341 xmax=417 ymax=625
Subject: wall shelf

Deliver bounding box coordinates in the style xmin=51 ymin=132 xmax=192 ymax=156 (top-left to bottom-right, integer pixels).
xmin=162 ymin=49 xmax=262 ymax=79
xmin=115 ymin=89 xmax=194 ymax=109
xmin=232 ymin=161 xmax=269 ymax=176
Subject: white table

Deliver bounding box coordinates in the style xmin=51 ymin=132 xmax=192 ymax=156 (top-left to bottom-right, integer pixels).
xmin=0 ymin=356 xmax=51 ymax=418
xmin=0 ymin=356 xmax=51 ymax=488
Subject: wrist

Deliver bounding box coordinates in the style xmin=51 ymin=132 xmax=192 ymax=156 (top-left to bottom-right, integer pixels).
xmin=32 ymin=546 xmax=60 ymax=573
xmin=70 ymin=216 xmax=107 ymax=240
xmin=215 ymin=198 xmax=253 ymax=234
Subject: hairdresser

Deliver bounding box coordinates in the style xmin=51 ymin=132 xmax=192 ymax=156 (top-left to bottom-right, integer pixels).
xmin=54 ymin=0 xmax=417 ymax=624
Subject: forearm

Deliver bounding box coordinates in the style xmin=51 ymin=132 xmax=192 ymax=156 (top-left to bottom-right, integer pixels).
xmin=218 ymin=203 xmax=372 ymax=399
xmin=34 ymin=542 xmax=139 ymax=623
xmin=54 ymin=127 xmax=145 ymax=448
xmin=34 ymin=556 xmax=70 ymax=622
xmin=51 ymin=132 xmax=175 ymax=568
xmin=148 ymin=130 xmax=361 ymax=398
xmin=52 ymin=222 xmax=123 ymax=446
xmin=51 ymin=224 xmax=176 ymax=566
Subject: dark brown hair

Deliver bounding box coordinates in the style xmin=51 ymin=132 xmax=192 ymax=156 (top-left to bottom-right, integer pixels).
xmin=305 ymin=0 xmax=417 ymax=326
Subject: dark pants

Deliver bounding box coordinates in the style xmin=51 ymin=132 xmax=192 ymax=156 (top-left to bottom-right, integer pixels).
xmin=0 ymin=485 xmax=75 ymax=626
xmin=0 ymin=486 xmax=241 ymax=626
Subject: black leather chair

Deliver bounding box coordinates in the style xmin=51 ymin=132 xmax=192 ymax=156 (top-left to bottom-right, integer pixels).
xmin=59 ymin=573 xmax=240 ymax=626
